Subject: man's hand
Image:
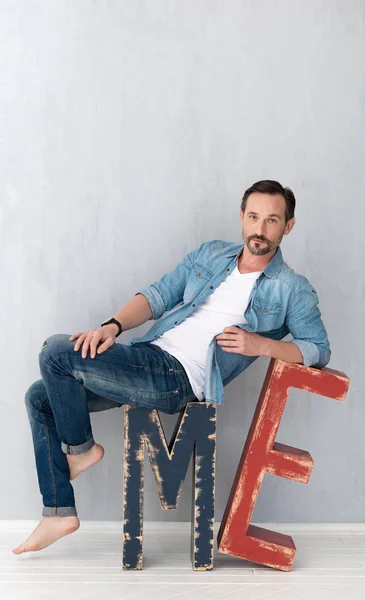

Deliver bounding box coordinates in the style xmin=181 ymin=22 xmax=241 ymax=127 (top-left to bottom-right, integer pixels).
xmin=216 ymin=326 xmax=305 ymax=364
xmin=69 ymin=325 xmax=118 ymax=359
xmin=216 ymin=326 xmax=269 ymax=356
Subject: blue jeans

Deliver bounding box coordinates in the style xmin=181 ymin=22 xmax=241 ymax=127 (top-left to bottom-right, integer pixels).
xmin=25 ymin=333 xmax=197 ymax=518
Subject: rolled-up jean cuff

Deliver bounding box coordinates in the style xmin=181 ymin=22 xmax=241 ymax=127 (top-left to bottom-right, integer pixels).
xmin=61 ymin=435 xmax=95 ymax=455
xmin=42 ymin=506 xmax=78 ymax=517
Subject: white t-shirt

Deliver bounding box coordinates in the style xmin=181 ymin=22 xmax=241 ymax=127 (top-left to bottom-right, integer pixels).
xmin=151 ymin=265 xmax=262 ymax=400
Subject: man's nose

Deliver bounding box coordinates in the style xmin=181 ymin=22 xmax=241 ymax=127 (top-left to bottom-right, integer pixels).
xmin=255 ymin=220 xmax=266 ymax=235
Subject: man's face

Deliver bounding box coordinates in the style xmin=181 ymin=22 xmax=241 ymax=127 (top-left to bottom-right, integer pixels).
xmin=240 ymin=192 xmax=295 ymax=256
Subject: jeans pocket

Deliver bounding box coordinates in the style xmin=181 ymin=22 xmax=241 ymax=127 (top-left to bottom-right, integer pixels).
xmin=129 ymin=388 xmax=181 ymax=414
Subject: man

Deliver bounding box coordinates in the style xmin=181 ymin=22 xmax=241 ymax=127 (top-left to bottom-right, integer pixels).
xmin=13 ymin=179 xmax=330 ymax=554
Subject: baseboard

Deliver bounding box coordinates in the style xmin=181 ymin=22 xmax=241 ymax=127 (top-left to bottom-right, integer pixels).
xmin=1 ymin=520 xmax=365 ymax=534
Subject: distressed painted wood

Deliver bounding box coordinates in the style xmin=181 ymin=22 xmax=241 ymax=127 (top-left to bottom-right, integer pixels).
xmin=123 ymin=401 xmax=216 ymax=571
xmin=217 ymin=358 xmax=350 ymax=572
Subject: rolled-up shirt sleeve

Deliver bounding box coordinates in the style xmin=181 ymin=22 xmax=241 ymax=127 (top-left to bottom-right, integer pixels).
xmin=285 ymin=279 xmax=331 ymax=368
xmin=134 ymin=243 xmax=203 ymax=320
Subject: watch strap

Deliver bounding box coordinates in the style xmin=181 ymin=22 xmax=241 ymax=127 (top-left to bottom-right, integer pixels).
xmin=100 ymin=317 xmax=123 ymax=337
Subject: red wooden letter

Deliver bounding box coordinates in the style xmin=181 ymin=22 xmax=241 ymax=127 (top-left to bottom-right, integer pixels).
xmin=217 ymin=358 xmax=350 ymax=571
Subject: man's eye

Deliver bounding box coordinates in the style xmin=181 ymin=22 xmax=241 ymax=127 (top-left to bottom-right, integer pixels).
xmin=268 ymin=219 xmax=277 ymax=224
xmin=249 ymin=215 xmax=257 ymax=220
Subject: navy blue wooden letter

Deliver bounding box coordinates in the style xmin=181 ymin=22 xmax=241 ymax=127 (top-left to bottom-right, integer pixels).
xmin=123 ymin=402 xmax=216 ymax=571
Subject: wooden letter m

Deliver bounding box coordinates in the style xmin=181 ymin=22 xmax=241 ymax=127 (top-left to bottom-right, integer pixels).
xmin=123 ymin=402 xmax=216 ymax=571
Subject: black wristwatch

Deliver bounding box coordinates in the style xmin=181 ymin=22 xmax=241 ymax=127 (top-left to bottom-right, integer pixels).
xmin=100 ymin=317 xmax=123 ymax=337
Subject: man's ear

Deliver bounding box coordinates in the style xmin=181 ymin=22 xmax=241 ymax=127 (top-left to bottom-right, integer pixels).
xmin=284 ymin=217 xmax=295 ymax=235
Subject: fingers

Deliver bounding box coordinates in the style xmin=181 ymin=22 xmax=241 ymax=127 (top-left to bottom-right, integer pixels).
xmin=96 ymin=338 xmax=114 ymax=354
xmin=81 ymin=331 xmax=102 ymax=359
xmin=217 ymin=339 xmax=239 ymax=347
xmin=220 ymin=346 xmax=240 ymax=353
xmin=69 ymin=332 xmax=84 ymax=341
xmin=216 ymin=331 xmax=240 ymax=352
xmin=88 ymin=331 xmax=105 ymax=359
xmin=73 ymin=333 xmax=88 ymax=352
xmin=216 ymin=333 xmax=237 ymax=341
xmin=71 ymin=329 xmax=115 ymax=358
xmin=72 ymin=332 xmax=95 ymax=357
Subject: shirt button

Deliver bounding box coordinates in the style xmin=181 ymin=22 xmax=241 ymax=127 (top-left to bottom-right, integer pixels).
xmin=174 ymin=321 xmax=178 ymax=324
xmin=226 ymin=268 xmax=230 ymax=271
xmin=192 ymin=303 xmax=196 ymax=307
xmin=264 ymin=309 xmax=268 ymax=313
xmin=210 ymin=286 xmax=213 ymax=289
xmin=196 ymin=273 xmax=201 ymax=277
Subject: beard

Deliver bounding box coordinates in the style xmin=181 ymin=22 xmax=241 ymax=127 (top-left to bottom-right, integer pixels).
xmin=245 ymin=234 xmax=281 ymax=256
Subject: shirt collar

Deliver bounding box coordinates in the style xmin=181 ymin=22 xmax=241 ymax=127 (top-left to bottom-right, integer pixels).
xmin=228 ymin=242 xmax=284 ymax=279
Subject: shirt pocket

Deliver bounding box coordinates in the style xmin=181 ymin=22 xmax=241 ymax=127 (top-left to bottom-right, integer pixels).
xmin=253 ymin=296 xmax=283 ymax=331
xmin=183 ymin=262 xmax=213 ymax=301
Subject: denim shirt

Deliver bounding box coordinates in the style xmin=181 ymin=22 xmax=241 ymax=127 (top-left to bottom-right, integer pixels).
xmin=124 ymin=240 xmax=331 ymax=405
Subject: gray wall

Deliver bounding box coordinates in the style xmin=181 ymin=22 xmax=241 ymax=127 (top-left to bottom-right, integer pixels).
xmin=1 ymin=0 xmax=364 ymax=522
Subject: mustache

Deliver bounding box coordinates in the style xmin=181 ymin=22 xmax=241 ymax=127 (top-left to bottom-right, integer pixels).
xmin=248 ymin=235 xmax=269 ymax=243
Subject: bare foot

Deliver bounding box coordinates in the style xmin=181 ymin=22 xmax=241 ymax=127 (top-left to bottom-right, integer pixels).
xmin=67 ymin=442 xmax=104 ymax=480
xmin=12 ymin=515 xmax=80 ymax=554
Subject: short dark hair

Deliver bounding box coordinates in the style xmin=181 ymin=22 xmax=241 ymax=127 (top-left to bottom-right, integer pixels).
xmin=240 ymin=179 xmax=296 ymax=223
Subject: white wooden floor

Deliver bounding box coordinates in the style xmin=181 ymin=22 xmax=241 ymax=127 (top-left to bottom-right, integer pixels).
xmin=2 ymin=522 xmax=365 ymax=600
